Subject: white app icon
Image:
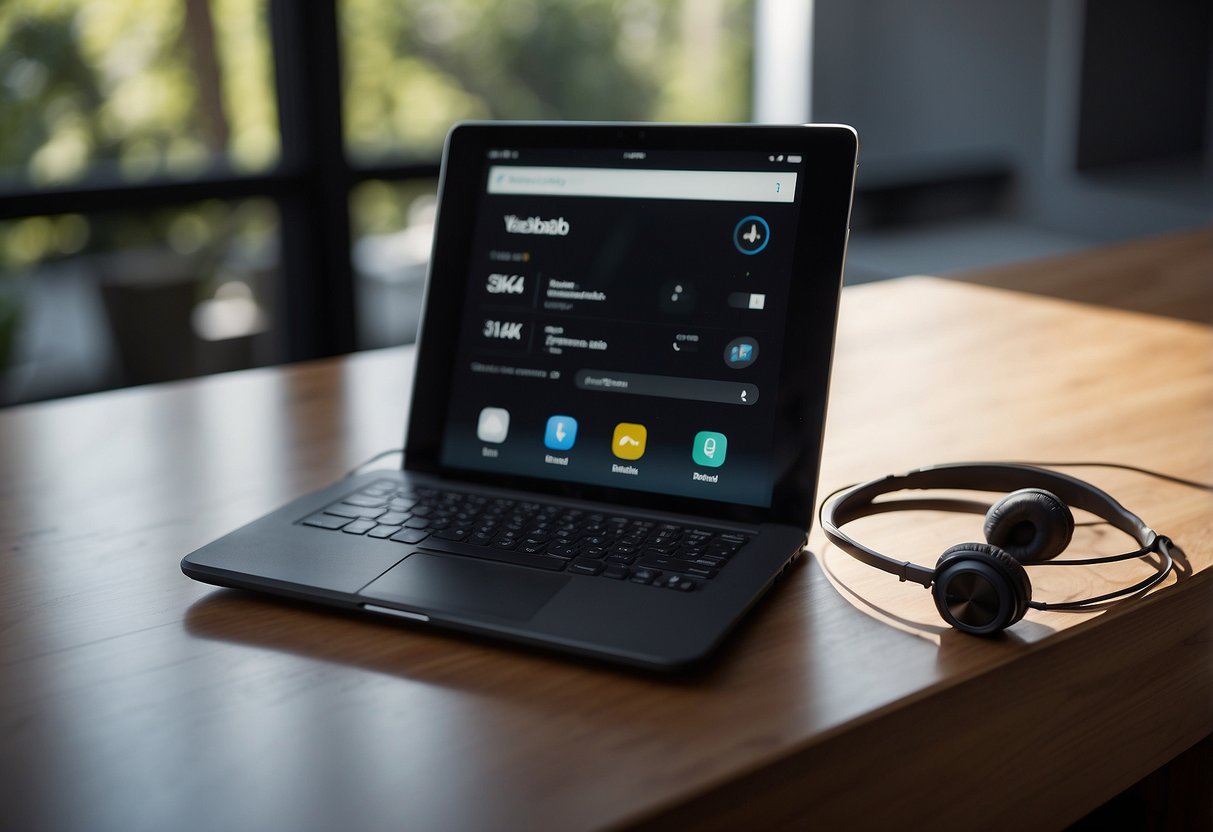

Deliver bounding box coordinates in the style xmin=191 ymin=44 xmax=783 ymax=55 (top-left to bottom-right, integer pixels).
xmin=477 ymin=407 xmax=510 ymax=444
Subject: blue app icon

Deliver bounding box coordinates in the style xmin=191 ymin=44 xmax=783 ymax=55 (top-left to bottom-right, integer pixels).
xmin=723 ymin=336 xmax=760 ymax=368
xmin=544 ymin=415 xmax=578 ymax=451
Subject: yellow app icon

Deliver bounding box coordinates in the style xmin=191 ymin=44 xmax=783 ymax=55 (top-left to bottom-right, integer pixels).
xmin=612 ymin=422 xmax=647 ymax=460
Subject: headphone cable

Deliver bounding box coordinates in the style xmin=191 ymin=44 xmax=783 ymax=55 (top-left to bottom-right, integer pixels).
xmin=816 ymin=460 xmax=1213 ymax=527
xmin=343 ymin=447 xmax=405 ymax=479
xmin=1010 ymin=461 xmax=1213 ymax=492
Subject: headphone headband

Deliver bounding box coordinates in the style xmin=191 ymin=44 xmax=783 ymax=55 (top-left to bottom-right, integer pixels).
xmin=822 ymin=463 xmax=1159 ymax=588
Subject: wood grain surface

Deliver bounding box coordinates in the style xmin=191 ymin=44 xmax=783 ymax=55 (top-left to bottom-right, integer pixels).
xmin=1 ymin=234 xmax=1210 ymax=832
xmin=948 ymin=225 xmax=1212 ymax=323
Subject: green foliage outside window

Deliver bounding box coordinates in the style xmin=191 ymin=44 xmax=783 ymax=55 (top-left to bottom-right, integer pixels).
xmin=1 ymin=0 xmax=752 ymax=278
xmin=341 ymin=0 xmax=754 ymax=161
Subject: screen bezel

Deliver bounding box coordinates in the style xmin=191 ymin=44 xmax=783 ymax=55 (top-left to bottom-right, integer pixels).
xmin=403 ymin=121 xmax=858 ymax=529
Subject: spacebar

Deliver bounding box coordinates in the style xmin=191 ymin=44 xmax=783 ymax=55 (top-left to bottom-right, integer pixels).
xmin=416 ymin=539 xmax=567 ymax=571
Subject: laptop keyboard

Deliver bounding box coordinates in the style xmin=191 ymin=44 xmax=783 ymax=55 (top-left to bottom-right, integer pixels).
xmin=300 ymin=479 xmax=751 ymax=592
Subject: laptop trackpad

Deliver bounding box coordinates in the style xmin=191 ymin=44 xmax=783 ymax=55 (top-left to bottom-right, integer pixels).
xmin=360 ymin=553 xmax=569 ymax=621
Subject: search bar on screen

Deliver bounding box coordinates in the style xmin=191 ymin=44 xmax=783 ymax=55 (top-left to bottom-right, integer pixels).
xmin=575 ymin=370 xmax=759 ymax=406
xmin=487 ymin=166 xmax=796 ymax=204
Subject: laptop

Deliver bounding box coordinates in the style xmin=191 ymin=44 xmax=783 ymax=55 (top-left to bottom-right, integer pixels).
xmin=182 ymin=122 xmax=858 ymax=670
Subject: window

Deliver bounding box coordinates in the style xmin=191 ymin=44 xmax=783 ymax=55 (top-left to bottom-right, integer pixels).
xmin=0 ymin=0 xmax=753 ymax=405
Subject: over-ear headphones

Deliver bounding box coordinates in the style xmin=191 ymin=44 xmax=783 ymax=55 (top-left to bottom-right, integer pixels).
xmin=820 ymin=463 xmax=1174 ymax=636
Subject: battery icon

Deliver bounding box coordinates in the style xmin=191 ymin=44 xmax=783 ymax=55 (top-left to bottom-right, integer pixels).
xmin=728 ymin=292 xmax=767 ymax=310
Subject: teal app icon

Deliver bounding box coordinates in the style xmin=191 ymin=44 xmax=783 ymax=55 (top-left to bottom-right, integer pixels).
xmin=692 ymin=431 xmax=727 ymax=467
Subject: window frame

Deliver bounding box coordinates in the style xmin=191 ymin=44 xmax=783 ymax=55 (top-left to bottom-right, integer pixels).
xmin=0 ymin=0 xmax=439 ymax=365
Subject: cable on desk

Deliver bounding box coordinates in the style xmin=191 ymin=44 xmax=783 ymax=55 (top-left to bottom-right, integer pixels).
xmin=1012 ymin=461 xmax=1213 ymax=492
xmin=344 ymin=448 xmax=404 ymax=479
xmin=817 ymin=460 xmax=1213 ymax=528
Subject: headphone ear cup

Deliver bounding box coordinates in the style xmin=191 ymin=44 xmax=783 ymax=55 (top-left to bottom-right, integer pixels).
xmin=983 ymin=488 xmax=1074 ymax=562
xmin=933 ymin=543 xmax=1031 ymax=635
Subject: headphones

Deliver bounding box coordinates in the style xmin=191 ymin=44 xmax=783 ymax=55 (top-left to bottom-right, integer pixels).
xmin=820 ymin=463 xmax=1174 ymax=636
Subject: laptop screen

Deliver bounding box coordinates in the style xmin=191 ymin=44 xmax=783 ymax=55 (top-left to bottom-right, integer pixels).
xmin=435 ymin=143 xmax=807 ymax=509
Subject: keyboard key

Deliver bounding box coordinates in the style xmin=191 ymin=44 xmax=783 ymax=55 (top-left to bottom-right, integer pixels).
xmin=433 ymin=528 xmax=471 ymax=541
xmin=342 ymin=518 xmax=378 ymax=535
xmin=569 ymin=559 xmax=605 ymax=576
xmin=417 ymin=539 xmax=566 ymax=571
xmin=390 ymin=528 xmax=431 ymax=545
xmin=603 ymin=564 xmax=630 ymax=580
xmin=378 ymin=511 xmax=410 ymax=526
xmin=323 ymin=503 xmax=365 ymax=519
xmin=662 ymin=575 xmax=697 ymax=591
xmin=679 ymin=555 xmax=725 ymax=569
xmin=630 ymin=568 xmax=661 ymax=585
xmin=327 ymin=504 xmax=385 ymax=519
xmin=638 ymin=556 xmax=717 ymax=580
xmin=303 ymin=513 xmax=350 ymax=530
xmin=403 ymin=517 xmax=431 ymax=529
xmin=343 ymin=494 xmax=387 ymax=508
xmin=637 ymin=556 xmax=680 ymax=571
xmin=367 ymin=524 xmax=402 ymax=538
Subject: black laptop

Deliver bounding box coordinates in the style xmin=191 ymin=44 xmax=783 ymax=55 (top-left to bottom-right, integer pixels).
xmin=182 ymin=122 xmax=858 ymax=670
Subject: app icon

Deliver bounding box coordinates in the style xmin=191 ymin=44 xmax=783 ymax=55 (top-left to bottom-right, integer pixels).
xmin=477 ymin=407 xmax=510 ymax=444
xmin=733 ymin=215 xmax=770 ymax=255
xmin=723 ymin=336 xmax=760 ymax=368
xmin=612 ymin=422 xmax=647 ymax=460
xmin=544 ymin=415 xmax=578 ymax=451
xmin=693 ymin=431 xmax=728 ymax=468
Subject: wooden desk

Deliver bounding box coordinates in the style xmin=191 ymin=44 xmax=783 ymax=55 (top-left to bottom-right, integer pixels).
xmin=2 ymin=237 xmax=1210 ymax=831
xmin=948 ymin=225 xmax=1212 ymax=323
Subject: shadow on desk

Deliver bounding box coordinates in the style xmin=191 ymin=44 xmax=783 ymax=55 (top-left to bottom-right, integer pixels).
xmin=186 ymin=528 xmax=1195 ymax=700
xmin=816 ymin=537 xmax=1193 ymax=670
xmin=182 ymin=554 xmax=809 ymax=693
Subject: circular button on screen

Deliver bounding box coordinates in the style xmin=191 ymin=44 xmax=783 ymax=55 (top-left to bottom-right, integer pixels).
xmin=733 ymin=215 xmax=770 ymax=255
xmin=723 ymin=336 xmax=759 ymax=369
